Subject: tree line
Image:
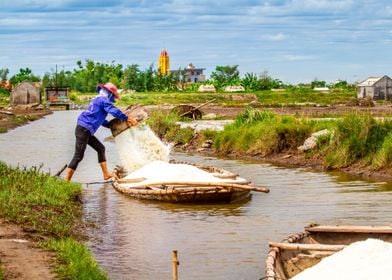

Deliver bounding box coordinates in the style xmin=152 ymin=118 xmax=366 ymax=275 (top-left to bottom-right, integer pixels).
xmin=0 ymin=60 xmax=353 ymax=94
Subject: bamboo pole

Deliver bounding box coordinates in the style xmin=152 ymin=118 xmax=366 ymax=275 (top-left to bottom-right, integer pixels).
xmin=54 ymin=164 xmax=67 ymax=177
xmin=269 ymin=242 xmax=345 ymax=251
xmin=120 ymin=181 xmax=269 ymax=193
xmin=306 ymin=225 xmax=392 ymax=234
xmin=172 ymin=250 xmax=179 ymax=280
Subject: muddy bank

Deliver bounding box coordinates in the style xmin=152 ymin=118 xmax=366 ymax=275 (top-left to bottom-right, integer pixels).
xmin=0 ymin=105 xmax=52 ymax=132
xmin=0 ymin=219 xmax=55 ymax=280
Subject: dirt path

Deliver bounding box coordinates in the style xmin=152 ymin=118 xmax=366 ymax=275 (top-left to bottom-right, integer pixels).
xmin=0 ymin=220 xmax=55 ymax=280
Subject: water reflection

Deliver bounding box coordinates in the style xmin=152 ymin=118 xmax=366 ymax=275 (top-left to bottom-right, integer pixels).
xmin=1 ymin=112 xmax=392 ymax=279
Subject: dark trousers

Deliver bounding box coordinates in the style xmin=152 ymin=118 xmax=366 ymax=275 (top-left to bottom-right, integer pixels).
xmin=68 ymin=125 xmax=106 ymax=170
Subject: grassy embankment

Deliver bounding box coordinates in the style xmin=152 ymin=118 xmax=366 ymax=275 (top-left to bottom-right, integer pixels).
xmin=71 ymin=88 xmax=356 ymax=108
xmin=148 ymin=108 xmax=392 ymax=171
xmin=0 ymin=163 xmax=108 ymax=279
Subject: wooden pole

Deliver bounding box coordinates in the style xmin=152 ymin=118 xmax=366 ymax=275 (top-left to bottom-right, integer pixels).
xmin=172 ymin=250 xmax=179 ymax=280
xmin=269 ymin=242 xmax=345 ymax=251
xmin=121 ymin=181 xmax=270 ymax=193
xmin=54 ymin=164 xmax=67 ymax=177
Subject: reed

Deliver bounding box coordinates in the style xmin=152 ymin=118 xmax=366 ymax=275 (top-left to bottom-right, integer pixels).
xmin=324 ymin=113 xmax=392 ymax=168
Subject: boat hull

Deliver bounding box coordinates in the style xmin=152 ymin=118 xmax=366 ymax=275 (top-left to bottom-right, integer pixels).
xmin=265 ymin=225 xmax=392 ymax=279
xmin=112 ymin=181 xmax=251 ymax=203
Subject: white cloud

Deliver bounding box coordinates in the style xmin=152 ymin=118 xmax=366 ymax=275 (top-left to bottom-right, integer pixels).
xmin=262 ymin=32 xmax=287 ymax=41
xmin=282 ymin=54 xmax=316 ymax=61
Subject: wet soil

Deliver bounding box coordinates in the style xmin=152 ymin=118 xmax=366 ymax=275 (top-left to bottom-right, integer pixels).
xmin=0 ymin=219 xmax=55 ymax=280
xmin=0 ymin=105 xmax=52 ymax=132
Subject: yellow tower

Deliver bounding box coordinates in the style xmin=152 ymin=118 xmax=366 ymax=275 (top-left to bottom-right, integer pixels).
xmin=158 ymin=49 xmax=170 ymax=75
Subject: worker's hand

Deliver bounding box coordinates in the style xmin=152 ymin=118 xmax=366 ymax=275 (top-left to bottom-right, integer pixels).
xmin=127 ymin=116 xmax=138 ymax=127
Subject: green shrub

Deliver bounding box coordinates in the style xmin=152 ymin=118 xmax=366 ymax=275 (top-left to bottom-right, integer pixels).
xmin=324 ymin=114 xmax=392 ymax=168
xmin=147 ymin=110 xmax=180 ymax=138
xmin=165 ymin=126 xmax=194 ymax=145
xmin=234 ymin=108 xmax=275 ymax=126
xmin=373 ymin=132 xmax=392 ymax=168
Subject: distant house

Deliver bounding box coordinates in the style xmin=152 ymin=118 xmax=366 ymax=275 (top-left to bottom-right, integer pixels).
xmin=357 ymin=76 xmax=392 ymax=100
xmin=172 ymin=63 xmax=206 ymax=83
xmin=11 ymin=81 xmax=41 ymax=105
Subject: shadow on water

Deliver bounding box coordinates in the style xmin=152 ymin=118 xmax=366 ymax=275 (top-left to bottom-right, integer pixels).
xmin=128 ymin=195 xmax=252 ymax=217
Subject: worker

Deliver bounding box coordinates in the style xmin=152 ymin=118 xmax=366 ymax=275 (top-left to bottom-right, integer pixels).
xmin=64 ymin=82 xmax=138 ymax=181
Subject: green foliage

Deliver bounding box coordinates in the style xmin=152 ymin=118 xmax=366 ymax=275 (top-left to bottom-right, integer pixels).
xmin=9 ymin=68 xmax=40 ymax=85
xmin=44 ymin=238 xmax=108 ymax=280
xmin=311 ymin=79 xmax=326 ymax=88
xmin=146 ymin=110 xmax=181 ymax=138
xmin=0 ymin=128 xmax=7 ymax=133
xmin=215 ymin=112 xmax=311 ymax=155
xmin=68 ymin=91 xmax=79 ymax=102
xmin=0 ymin=68 xmax=9 ymax=81
xmin=325 ymin=114 xmax=392 ymax=168
xmin=234 ymin=108 xmax=275 ymax=126
xmin=210 ymin=65 xmax=239 ymax=89
xmin=373 ymin=133 xmax=392 ymax=168
xmin=0 ymin=88 xmax=10 ymax=96
xmin=165 ymin=126 xmax=194 ymax=144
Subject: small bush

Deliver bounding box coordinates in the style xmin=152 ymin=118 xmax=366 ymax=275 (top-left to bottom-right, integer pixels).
xmin=165 ymin=126 xmax=194 ymax=145
xmin=147 ymin=110 xmax=180 ymax=138
xmin=373 ymin=133 xmax=392 ymax=169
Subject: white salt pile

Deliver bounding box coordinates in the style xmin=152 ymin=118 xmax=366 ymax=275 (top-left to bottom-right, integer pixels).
xmin=122 ymin=160 xmax=247 ymax=187
xmin=291 ymin=238 xmax=392 ymax=280
xmin=114 ymin=124 xmax=170 ymax=172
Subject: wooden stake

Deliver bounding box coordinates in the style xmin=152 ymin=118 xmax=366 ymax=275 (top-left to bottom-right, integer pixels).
xmin=172 ymin=250 xmax=179 ymax=280
xmin=54 ymin=164 xmax=67 ymax=177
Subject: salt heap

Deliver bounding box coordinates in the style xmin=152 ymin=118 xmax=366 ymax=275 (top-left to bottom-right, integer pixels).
xmin=291 ymin=238 xmax=392 ymax=280
xmin=114 ymin=124 xmax=170 ymax=172
xmin=122 ymin=161 xmax=248 ymax=186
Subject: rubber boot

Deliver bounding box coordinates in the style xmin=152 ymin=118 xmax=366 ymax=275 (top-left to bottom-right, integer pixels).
xmin=64 ymin=168 xmax=75 ymax=182
xmin=99 ymin=162 xmax=114 ymax=180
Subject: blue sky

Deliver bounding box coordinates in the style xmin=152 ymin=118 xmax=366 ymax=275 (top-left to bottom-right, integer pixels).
xmin=1 ymin=0 xmax=392 ymax=84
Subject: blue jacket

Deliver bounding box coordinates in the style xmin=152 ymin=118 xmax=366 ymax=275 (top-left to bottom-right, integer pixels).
xmin=77 ymin=95 xmax=128 ymax=135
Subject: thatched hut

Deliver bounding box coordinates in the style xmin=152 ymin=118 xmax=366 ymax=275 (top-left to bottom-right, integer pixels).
xmin=11 ymin=81 xmax=41 ymax=105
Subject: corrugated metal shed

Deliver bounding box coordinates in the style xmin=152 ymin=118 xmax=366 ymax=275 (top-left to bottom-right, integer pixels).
xmin=357 ymin=75 xmax=392 ymax=100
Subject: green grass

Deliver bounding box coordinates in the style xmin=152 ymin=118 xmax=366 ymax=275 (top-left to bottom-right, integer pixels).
xmin=254 ymin=88 xmax=356 ymax=106
xmin=73 ymin=88 xmax=357 ymax=108
xmin=44 ymin=238 xmax=108 ymax=280
xmin=214 ymin=110 xmax=314 ymax=155
xmin=147 ymin=108 xmax=392 ymax=172
xmin=0 ymin=163 xmax=107 ymax=278
xmin=0 ymin=128 xmax=7 ymax=133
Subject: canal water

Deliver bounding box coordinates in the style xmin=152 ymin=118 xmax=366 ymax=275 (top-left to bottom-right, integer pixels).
xmin=1 ymin=111 xmax=392 ymax=280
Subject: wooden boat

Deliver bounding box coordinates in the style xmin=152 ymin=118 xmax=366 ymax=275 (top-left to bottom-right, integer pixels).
xmin=265 ymin=224 xmax=392 ymax=279
xmin=112 ymin=161 xmax=269 ymax=203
